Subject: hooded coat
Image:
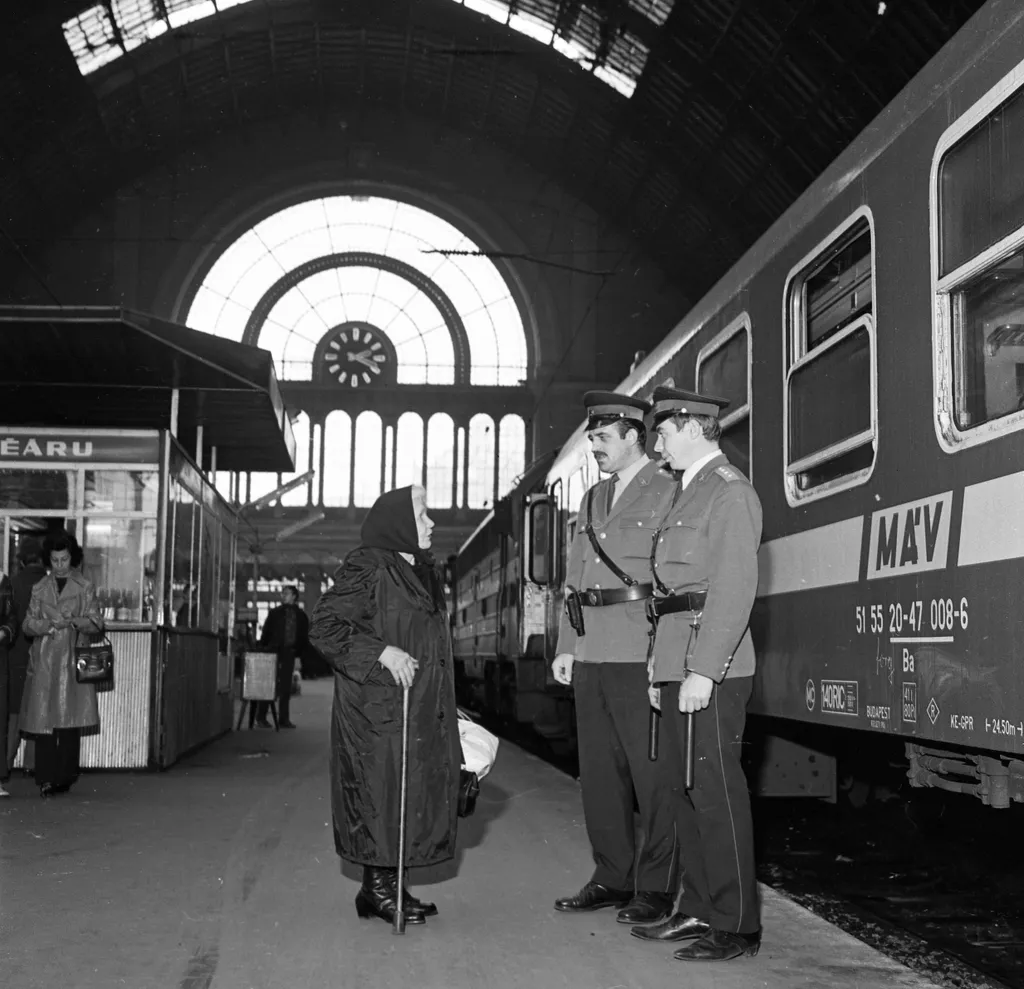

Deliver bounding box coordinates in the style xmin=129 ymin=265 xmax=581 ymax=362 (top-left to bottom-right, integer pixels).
xmin=310 ymin=487 xmax=460 ymax=867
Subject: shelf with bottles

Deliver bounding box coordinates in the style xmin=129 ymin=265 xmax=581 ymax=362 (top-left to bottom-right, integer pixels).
xmin=96 ymin=586 xmax=153 ymax=624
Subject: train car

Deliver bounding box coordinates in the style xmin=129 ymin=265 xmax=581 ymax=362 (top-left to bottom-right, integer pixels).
xmin=454 ymin=0 xmax=1024 ymax=806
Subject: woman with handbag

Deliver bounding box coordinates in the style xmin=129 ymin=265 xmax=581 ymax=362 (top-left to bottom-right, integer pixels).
xmin=19 ymin=531 xmax=103 ymax=797
xmin=310 ymin=485 xmax=460 ymax=926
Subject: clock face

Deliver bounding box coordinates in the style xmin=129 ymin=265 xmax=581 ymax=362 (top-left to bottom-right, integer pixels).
xmin=322 ymin=325 xmax=390 ymax=387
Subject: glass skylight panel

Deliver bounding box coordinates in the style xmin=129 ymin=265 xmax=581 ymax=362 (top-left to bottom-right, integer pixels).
xmin=63 ymin=5 xmax=122 ymax=76
xmin=111 ymin=0 xmax=164 ymax=52
xmin=165 ymin=0 xmax=218 ymax=29
xmin=463 ymin=0 xmax=511 ymax=24
xmin=508 ymin=12 xmax=554 ymax=45
xmin=627 ymin=0 xmax=675 ymax=27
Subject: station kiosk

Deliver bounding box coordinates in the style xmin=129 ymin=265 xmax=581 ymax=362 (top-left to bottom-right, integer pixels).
xmin=0 ymin=307 xmax=295 ymax=768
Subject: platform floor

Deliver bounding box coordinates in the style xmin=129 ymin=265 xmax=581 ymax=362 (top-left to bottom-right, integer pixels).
xmin=1 ymin=679 xmax=942 ymax=989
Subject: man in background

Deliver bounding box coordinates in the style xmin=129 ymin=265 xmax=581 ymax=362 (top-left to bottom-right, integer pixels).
xmin=5 ymin=538 xmax=47 ymax=787
xmin=0 ymin=569 xmax=18 ymax=797
xmin=257 ymin=586 xmax=309 ymax=729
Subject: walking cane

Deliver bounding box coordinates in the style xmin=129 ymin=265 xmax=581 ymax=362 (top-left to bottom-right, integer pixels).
xmin=393 ymin=683 xmax=411 ymax=935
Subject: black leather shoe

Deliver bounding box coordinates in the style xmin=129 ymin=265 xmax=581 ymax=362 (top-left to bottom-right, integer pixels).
xmin=631 ymin=911 xmax=711 ymax=942
xmin=673 ymin=928 xmax=761 ymax=961
xmin=279 ymin=721 xmax=297 ymax=729
xmin=554 ymin=881 xmax=632 ymax=912
xmin=616 ymin=891 xmax=674 ymax=924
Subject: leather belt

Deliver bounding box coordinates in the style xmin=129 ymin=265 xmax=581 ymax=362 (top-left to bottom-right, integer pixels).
xmin=647 ymin=591 xmax=707 ymax=619
xmin=580 ymin=583 xmax=654 ymax=607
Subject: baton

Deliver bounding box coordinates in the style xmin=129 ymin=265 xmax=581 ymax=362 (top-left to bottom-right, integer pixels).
xmin=648 ymin=706 xmax=660 ymax=761
xmin=683 ymin=711 xmax=695 ymax=791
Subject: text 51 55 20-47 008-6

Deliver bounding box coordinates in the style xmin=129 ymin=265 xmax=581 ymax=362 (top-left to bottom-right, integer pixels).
xmin=854 ymin=597 xmax=969 ymax=638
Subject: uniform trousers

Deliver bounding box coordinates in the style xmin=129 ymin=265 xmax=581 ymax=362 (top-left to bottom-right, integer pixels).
xmin=573 ymin=661 xmax=682 ymax=893
xmin=661 ymin=675 xmax=759 ymax=934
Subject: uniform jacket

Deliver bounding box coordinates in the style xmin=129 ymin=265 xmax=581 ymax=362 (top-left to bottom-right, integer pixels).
xmin=20 ymin=570 xmax=102 ymax=734
xmin=649 ymin=453 xmax=762 ymax=683
xmin=259 ymin=603 xmax=310 ymax=655
xmin=556 ymin=458 xmax=677 ymax=663
xmin=310 ymin=547 xmax=460 ymax=867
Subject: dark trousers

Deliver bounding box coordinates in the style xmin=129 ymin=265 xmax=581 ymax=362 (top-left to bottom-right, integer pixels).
xmin=0 ymin=649 xmax=8 ymax=780
xmin=276 ymin=649 xmax=296 ymax=724
xmin=573 ymin=662 xmax=682 ymax=893
xmin=35 ymin=728 xmax=81 ymax=790
xmin=662 ymin=676 xmax=759 ymax=934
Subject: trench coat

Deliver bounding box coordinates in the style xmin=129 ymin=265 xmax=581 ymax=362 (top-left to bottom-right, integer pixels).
xmin=310 ymin=547 xmax=460 ymax=868
xmin=20 ymin=571 xmax=102 ymax=735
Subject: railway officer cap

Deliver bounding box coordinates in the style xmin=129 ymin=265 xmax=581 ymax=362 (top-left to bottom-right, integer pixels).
xmin=649 ymin=386 xmax=730 ymax=427
xmin=583 ymin=390 xmax=650 ymax=428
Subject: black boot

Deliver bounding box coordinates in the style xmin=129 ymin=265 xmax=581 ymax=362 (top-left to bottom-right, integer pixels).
xmin=354 ymin=867 xmax=426 ymax=925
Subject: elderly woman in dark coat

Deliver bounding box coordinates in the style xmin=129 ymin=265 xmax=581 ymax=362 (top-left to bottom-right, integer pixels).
xmin=310 ymin=484 xmax=460 ymax=925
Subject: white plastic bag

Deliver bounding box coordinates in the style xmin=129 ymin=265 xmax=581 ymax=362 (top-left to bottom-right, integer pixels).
xmin=458 ymin=710 xmax=500 ymax=779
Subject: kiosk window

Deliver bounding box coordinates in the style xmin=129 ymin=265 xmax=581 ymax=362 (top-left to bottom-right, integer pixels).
xmin=785 ymin=216 xmax=875 ymax=499
xmin=938 ymin=86 xmax=1024 ymax=433
xmin=0 ymin=469 xmax=75 ymax=511
xmin=85 ymin=470 xmax=159 ymax=513
xmin=83 ymin=517 xmax=157 ymax=623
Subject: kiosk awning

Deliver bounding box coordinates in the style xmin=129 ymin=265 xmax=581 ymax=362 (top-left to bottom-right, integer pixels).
xmin=0 ymin=306 xmax=295 ymax=472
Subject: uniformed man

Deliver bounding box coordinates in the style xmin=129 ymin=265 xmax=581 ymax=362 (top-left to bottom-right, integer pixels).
xmin=552 ymin=391 xmax=682 ymax=926
xmin=630 ymin=386 xmax=762 ymax=961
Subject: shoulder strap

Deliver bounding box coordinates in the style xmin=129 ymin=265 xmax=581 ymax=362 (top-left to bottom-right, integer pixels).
xmin=714 ymin=464 xmax=743 ymax=483
xmin=650 ymin=483 xmax=686 ymax=595
xmin=583 ymin=486 xmax=637 ymax=587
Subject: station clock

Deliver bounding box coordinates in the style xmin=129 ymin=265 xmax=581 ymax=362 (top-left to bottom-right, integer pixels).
xmin=321 ymin=324 xmax=392 ymax=388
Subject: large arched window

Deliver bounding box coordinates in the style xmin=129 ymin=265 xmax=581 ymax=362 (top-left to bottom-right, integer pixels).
xmin=353 ymin=412 xmax=383 ymax=507
xmin=280 ymin=411 xmax=310 ymax=506
xmin=498 ymin=414 xmax=527 ymax=498
xmin=186 ymin=196 xmax=528 ymax=385
xmin=395 ymin=412 xmax=424 ymax=490
xmin=425 ymin=413 xmax=455 ymax=509
xmin=467 ymin=414 xmax=496 ymax=509
xmin=323 ymin=410 xmax=353 ymax=507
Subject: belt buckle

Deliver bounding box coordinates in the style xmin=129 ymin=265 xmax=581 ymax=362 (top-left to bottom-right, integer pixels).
xmin=587 ymin=590 xmax=599 ymax=606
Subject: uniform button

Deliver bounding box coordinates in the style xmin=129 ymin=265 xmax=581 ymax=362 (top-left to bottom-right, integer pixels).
xmin=637 ymin=521 xmax=643 ymax=526
xmin=595 ymin=583 xmax=601 ymax=588
xmin=659 ymin=537 xmax=664 ymax=543
xmin=653 ymin=563 xmax=659 ymax=568
xmin=600 ymin=532 xmax=607 ymax=539
xmin=676 ymin=521 xmax=681 ymax=526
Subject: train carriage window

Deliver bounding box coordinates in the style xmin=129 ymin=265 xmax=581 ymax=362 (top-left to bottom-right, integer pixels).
xmin=696 ymin=315 xmax=751 ymax=478
xmin=934 ymin=81 xmax=1024 ymax=447
xmin=784 ymin=211 xmax=876 ymax=503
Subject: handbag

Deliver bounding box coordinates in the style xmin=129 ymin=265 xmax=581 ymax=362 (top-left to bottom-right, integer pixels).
xmin=75 ymin=619 xmax=114 ymax=685
xmin=458 ymin=769 xmax=481 ymax=818
xmin=457 ymin=710 xmax=500 ymax=779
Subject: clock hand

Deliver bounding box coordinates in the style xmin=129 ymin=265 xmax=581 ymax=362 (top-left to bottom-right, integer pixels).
xmin=347 ymin=352 xmax=378 ymax=371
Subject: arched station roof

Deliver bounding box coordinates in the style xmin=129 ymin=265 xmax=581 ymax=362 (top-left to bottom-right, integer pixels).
xmin=2 ymin=0 xmax=986 ymax=304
